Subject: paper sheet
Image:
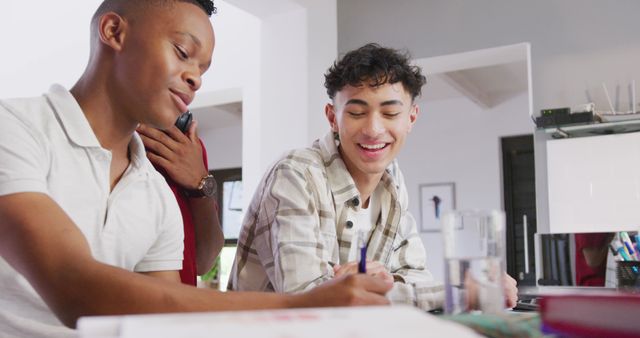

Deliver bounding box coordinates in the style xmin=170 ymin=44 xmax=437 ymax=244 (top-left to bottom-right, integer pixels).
xmin=78 ymin=305 xmax=482 ymax=338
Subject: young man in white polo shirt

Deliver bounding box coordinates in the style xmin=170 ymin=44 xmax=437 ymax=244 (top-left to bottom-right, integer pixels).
xmin=0 ymin=1 xmax=391 ymax=336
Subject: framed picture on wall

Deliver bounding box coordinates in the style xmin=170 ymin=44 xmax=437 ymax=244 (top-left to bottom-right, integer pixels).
xmin=419 ymin=182 xmax=456 ymax=232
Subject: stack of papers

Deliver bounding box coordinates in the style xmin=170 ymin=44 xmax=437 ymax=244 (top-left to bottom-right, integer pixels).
xmin=78 ymin=306 xmax=482 ymax=338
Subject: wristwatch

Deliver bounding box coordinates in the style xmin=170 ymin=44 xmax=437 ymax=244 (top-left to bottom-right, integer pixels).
xmin=185 ymin=174 xmax=217 ymax=198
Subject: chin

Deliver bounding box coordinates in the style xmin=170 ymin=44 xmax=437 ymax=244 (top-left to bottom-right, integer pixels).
xmin=359 ymin=163 xmax=389 ymax=176
xmin=157 ymin=114 xmax=179 ymax=130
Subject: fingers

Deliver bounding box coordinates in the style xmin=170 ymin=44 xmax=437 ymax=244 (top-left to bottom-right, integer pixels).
xmin=138 ymin=133 xmax=175 ymax=161
xmin=163 ymin=124 xmax=190 ymax=143
xmin=334 ymin=260 xmax=387 ymax=278
xmin=341 ymin=274 xmax=392 ymax=305
xmin=505 ymin=286 xmax=518 ymax=308
xmin=145 ymin=150 xmax=170 ymax=168
xmin=187 ymin=120 xmax=199 ymax=143
xmin=350 ymin=274 xmax=392 ymax=295
xmin=503 ymin=273 xmax=518 ymax=308
xmin=136 ymin=124 xmax=186 ymax=153
xmin=365 ymin=261 xmax=387 ymax=275
xmin=374 ymin=271 xmax=395 ymax=285
xmin=333 ymin=262 xmax=355 ymax=277
xmin=137 ymin=123 xmax=196 ymax=163
xmin=301 ymin=274 xmax=391 ymax=308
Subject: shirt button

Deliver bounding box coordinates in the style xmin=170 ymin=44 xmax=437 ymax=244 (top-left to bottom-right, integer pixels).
xmin=352 ymin=198 xmax=360 ymax=207
xmin=346 ymin=220 xmax=354 ymax=229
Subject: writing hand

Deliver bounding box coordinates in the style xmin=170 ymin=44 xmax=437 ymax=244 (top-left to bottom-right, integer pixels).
xmin=333 ymin=260 xmax=394 ymax=285
xmin=297 ymin=274 xmax=392 ymax=307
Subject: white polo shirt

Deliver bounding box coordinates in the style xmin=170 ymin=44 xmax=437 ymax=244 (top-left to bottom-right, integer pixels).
xmin=0 ymin=85 xmax=184 ymax=338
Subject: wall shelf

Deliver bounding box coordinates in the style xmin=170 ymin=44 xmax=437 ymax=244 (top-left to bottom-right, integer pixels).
xmin=540 ymin=119 xmax=640 ymax=138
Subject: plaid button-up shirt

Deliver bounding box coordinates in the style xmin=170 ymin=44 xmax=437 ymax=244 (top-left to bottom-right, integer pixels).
xmin=229 ymin=132 xmax=443 ymax=310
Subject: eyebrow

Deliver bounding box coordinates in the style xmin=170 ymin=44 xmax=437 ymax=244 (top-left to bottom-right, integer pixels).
xmin=174 ymin=31 xmax=212 ymax=73
xmin=175 ymin=31 xmax=202 ymax=48
xmin=344 ymin=99 xmax=404 ymax=107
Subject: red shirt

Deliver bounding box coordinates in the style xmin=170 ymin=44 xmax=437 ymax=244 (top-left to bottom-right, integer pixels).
xmin=574 ymin=233 xmax=610 ymax=286
xmin=154 ymin=139 xmax=208 ymax=286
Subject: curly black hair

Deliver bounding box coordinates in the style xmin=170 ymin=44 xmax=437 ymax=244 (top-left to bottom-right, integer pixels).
xmin=324 ymin=43 xmax=426 ymax=101
xmin=188 ymin=0 xmax=217 ymax=16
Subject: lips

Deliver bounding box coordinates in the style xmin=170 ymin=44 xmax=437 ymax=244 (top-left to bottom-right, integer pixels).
xmin=357 ymin=142 xmax=390 ymax=159
xmin=359 ymin=143 xmax=388 ymax=150
xmin=170 ymin=89 xmax=193 ymax=113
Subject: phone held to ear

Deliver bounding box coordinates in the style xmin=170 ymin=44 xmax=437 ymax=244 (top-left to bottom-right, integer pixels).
xmin=175 ymin=111 xmax=193 ymax=133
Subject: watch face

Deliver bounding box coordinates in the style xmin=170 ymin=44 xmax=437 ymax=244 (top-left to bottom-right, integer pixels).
xmin=202 ymin=175 xmax=217 ymax=197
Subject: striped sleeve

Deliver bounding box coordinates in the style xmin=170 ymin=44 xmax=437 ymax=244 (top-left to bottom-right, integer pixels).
xmin=262 ymin=159 xmax=336 ymax=292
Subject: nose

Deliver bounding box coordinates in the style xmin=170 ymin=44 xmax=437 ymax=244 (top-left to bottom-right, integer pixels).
xmin=363 ymin=114 xmax=385 ymax=137
xmin=183 ymin=67 xmax=202 ymax=92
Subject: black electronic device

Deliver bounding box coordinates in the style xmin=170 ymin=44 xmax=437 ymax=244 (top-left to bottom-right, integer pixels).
xmin=536 ymin=107 xmax=594 ymax=128
xmin=569 ymin=111 xmax=594 ymax=124
xmin=175 ymin=110 xmax=193 ymax=133
xmin=540 ymin=107 xmax=570 ymax=116
xmin=536 ymin=114 xmax=570 ymax=128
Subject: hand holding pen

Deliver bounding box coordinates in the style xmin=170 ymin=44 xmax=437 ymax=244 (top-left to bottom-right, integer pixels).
xmin=358 ymin=230 xmax=367 ymax=273
xmin=333 ymin=231 xmax=393 ymax=283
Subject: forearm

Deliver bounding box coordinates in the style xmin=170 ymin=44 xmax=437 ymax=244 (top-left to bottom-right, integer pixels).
xmin=387 ymin=223 xmax=443 ymax=309
xmin=188 ymin=196 xmax=224 ymax=274
xmin=63 ymin=263 xmax=298 ymax=325
xmin=387 ymin=270 xmax=444 ymax=311
xmin=0 ymin=194 xmax=297 ymax=328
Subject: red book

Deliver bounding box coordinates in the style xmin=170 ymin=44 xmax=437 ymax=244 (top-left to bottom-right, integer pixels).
xmin=540 ymin=292 xmax=640 ymax=338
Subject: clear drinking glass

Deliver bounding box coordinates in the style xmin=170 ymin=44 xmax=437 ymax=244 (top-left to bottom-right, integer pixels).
xmin=442 ymin=209 xmax=506 ymax=315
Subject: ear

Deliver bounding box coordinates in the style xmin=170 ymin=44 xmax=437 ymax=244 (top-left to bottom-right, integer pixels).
xmin=324 ymin=103 xmax=339 ymax=133
xmin=97 ymin=12 xmax=127 ymax=52
xmin=408 ymin=104 xmax=419 ymax=132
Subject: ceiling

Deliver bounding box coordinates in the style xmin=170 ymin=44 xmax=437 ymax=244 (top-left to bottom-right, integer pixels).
xmin=421 ymin=60 xmax=528 ymax=108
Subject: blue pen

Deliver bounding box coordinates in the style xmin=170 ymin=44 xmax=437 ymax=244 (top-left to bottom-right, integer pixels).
xmin=634 ymin=234 xmax=640 ymax=255
xmin=357 ymin=230 xmax=367 ymax=273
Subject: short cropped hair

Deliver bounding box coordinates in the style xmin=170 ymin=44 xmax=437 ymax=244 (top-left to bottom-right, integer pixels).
xmin=324 ymin=43 xmax=426 ymax=101
xmin=93 ymin=0 xmax=216 ymax=23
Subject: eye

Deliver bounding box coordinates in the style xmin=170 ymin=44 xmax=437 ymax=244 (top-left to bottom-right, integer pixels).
xmin=383 ymin=112 xmax=401 ymax=118
xmin=347 ymin=111 xmax=365 ymax=117
xmin=175 ymin=45 xmax=189 ymax=60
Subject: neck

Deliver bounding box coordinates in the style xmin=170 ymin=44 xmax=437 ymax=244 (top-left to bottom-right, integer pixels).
xmin=351 ymin=173 xmax=382 ymax=209
xmin=70 ymin=66 xmax=136 ymax=155
xmin=339 ymin=147 xmax=383 ymax=209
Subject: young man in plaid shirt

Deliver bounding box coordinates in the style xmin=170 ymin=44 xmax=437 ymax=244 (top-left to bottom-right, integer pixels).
xmin=231 ymin=43 xmax=446 ymax=309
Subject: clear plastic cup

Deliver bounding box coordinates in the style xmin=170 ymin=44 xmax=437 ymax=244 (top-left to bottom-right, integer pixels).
xmin=442 ymin=209 xmax=506 ymax=315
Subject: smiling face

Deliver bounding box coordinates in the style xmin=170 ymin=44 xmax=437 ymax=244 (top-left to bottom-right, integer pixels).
xmin=325 ymin=81 xmax=418 ymax=183
xmin=105 ymin=1 xmax=215 ymax=129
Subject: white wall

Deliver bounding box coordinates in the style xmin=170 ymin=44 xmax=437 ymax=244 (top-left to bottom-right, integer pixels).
xmin=302 ymin=1 xmax=338 ymax=143
xmin=337 ymin=0 xmax=640 ymax=114
xmin=0 ymin=1 xmax=100 ymax=97
xmin=400 ymin=92 xmax=530 ymax=280
xmin=200 ymin=124 xmax=243 ymax=170
xmin=228 ymin=0 xmax=337 ymax=208
xmin=0 ymin=1 xmax=259 ymax=100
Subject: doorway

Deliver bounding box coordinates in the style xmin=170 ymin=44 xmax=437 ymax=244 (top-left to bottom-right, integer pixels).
xmin=501 ymin=134 xmax=536 ymax=286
